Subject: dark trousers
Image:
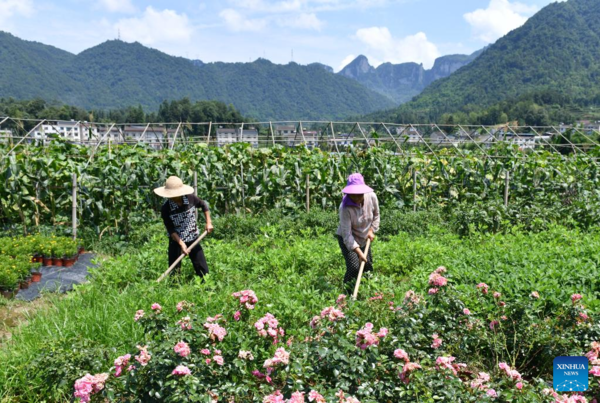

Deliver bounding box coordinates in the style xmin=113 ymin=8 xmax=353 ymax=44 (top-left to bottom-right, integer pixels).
xmin=337 ymin=235 xmax=373 ymax=288
xmin=168 ymin=239 xmax=209 ymax=278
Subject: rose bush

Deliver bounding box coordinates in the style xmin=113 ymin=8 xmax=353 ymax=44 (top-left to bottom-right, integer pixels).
xmin=72 ymin=266 xmax=600 ymax=402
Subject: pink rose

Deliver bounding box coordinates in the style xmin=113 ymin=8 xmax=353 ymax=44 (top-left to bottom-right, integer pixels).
xmin=431 ymin=334 xmax=443 ymax=349
xmin=262 ymin=390 xmax=285 ymax=403
xmin=308 ymin=390 xmax=326 ymax=403
xmin=288 ymin=391 xmax=305 ymax=403
xmin=113 ymin=354 xmax=131 ymax=377
xmin=476 ymin=283 xmax=489 ymax=294
xmin=174 ymin=341 xmax=191 ymax=358
xmin=393 ymin=349 xmax=409 ymax=363
xmin=135 ymin=345 xmax=151 ymax=366
xmin=172 ymin=365 xmax=191 ymax=376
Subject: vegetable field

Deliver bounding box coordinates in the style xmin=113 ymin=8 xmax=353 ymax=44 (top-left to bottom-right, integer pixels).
xmin=0 ymin=212 xmax=599 ymax=402
xmin=1 ymin=140 xmax=600 ymax=402
xmin=2 ymin=141 xmax=600 ymax=236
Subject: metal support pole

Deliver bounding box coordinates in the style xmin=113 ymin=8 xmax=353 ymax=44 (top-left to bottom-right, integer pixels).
xmin=299 ymin=121 xmax=307 ymax=145
xmin=133 ymin=123 xmax=151 ymax=149
xmin=240 ymin=162 xmax=245 ymax=213
xmin=269 ymin=121 xmax=275 ymax=146
xmin=356 ymin=122 xmax=371 ymax=149
xmin=413 ymin=169 xmax=418 ymax=212
xmin=194 ymin=171 xmax=198 ymax=196
xmin=381 ymin=122 xmax=402 ymax=154
xmin=194 ymin=171 xmax=198 ymax=221
xmin=85 ymin=123 xmax=115 ymax=168
xmin=306 ymin=174 xmax=310 ymax=213
xmin=170 ymin=122 xmax=182 ymax=150
xmin=504 ymin=170 xmax=510 ymax=207
xmin=72 ymin=173 xmax=77 ymax=240
xmin=207 ymin=122 xmax=212 ymax=145
xmin=330 ymin=122 xmax=340 ymax=153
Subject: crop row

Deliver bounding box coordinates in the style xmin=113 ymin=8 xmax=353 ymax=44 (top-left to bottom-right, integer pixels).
xmin=1 ymin=141 xmax=600 ymax=235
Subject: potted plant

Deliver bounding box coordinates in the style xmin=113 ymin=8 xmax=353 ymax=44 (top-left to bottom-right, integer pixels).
xmin=63 ymin=239 xmax=79 ymax=267
xmin=52 ymin=245 xmax=64 ymax=267
xmin=30 ymin=235 xmax=43 ymax=263
xmin=40 ymin=242 xmax=53 ymax=266
xmin=31 ymin=269 xmax=42 ymax=282
xmin=0 ymin=268 xmax=19 ymax=299
xmin=50 ymin=239 xmax=63 ymax=267
xmin=16 ymin=258 xmax=31 ymax=289
xmin=19 ymin=278 xmax=30 ymax=289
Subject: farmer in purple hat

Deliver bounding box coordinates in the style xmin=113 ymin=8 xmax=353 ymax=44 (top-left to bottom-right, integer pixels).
xmin=336 ymin=173 xmax=380 ymax=292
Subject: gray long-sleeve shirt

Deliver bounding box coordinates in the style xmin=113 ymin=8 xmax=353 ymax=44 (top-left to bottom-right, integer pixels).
xmin=336 ymin=192 xmax=380 ymax=251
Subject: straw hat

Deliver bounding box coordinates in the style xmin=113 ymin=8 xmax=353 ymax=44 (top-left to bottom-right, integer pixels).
xmin=342 ymin=173 xmax=373 ymax=194
xmin=153 ymin=176 xmax=194 ymax=198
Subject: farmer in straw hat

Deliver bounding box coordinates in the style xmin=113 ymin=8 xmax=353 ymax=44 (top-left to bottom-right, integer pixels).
xmin=154 ymin=176 xmax=213 ymax=280
xmin=336 ymin=173 xmax=380 ymax=292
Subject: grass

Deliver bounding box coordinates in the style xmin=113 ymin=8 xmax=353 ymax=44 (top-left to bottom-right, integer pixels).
xmin=0 ymin=216 xmax=599 ymax=401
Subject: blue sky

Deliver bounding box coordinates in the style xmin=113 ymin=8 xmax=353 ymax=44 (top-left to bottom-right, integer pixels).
xmin=0 ymin=0 xmax=563 ymax=71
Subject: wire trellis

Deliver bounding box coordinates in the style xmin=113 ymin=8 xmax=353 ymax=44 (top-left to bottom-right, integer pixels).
xmin=1 ymin=118 xmax=599 ymax=160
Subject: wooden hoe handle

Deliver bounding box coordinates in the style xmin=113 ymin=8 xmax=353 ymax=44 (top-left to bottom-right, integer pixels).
xmin=157 ymin=231 xmax=208 ymax=282
xmin=352 ymin=238 xmax=371 ymax=300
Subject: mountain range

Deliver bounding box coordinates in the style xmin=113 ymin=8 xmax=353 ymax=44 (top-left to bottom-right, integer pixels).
xmin=1 ymin=0 xmax=599 ymax=124
xmin=0 ymin=30 xmax=481 ymax=121
xmin=372 ymin=0 xmax=600 ymax=123
xmin=0 ymin=32 xmax=395 ymax=121
xmin=338 ymin=50 xmax=482 ymax=103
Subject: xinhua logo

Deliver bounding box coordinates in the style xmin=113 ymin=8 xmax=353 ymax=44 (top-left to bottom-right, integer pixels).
xmin=553 ymin=357 xmax=588 ymax=392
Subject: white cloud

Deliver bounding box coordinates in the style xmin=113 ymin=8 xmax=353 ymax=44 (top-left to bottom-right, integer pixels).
xmin=220 ymin=8 xmax=323 ymax=32
xmin=355 ymin=27 xmax=440 ymax=69
xmin=0 ymin=0 xmax=34 ymax=29
xmin=219 ymin=8 xmax=268 ymax=32
xmin=226 ymin=0 xmax=402 ymax=13
xmin=115 ymin=7 xmax=193 ymax=45
xmin=228 ymin=0 xmax=302 ymax=13
xmin=464 ymin=0 xmax=538 ymax=43
xmin=278 ymin=13 xmax=324 ymax=31
xmin=99 ymin=0 xmax=136 ymax=14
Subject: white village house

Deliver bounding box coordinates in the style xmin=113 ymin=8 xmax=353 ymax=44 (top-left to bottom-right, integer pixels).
xmin=216 ymin=127 xmax=259 ymax=148
xmin=32 ymin=120 xmax=99 ymax=144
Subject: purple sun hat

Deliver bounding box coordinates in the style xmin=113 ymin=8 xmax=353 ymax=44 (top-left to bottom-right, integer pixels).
xmin=342 ymin=173 xmax=373 ymax=194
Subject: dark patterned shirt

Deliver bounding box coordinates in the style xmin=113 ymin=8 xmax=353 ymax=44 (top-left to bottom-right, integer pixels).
xmin=160 ymin=195 xmax=209 ymax=242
